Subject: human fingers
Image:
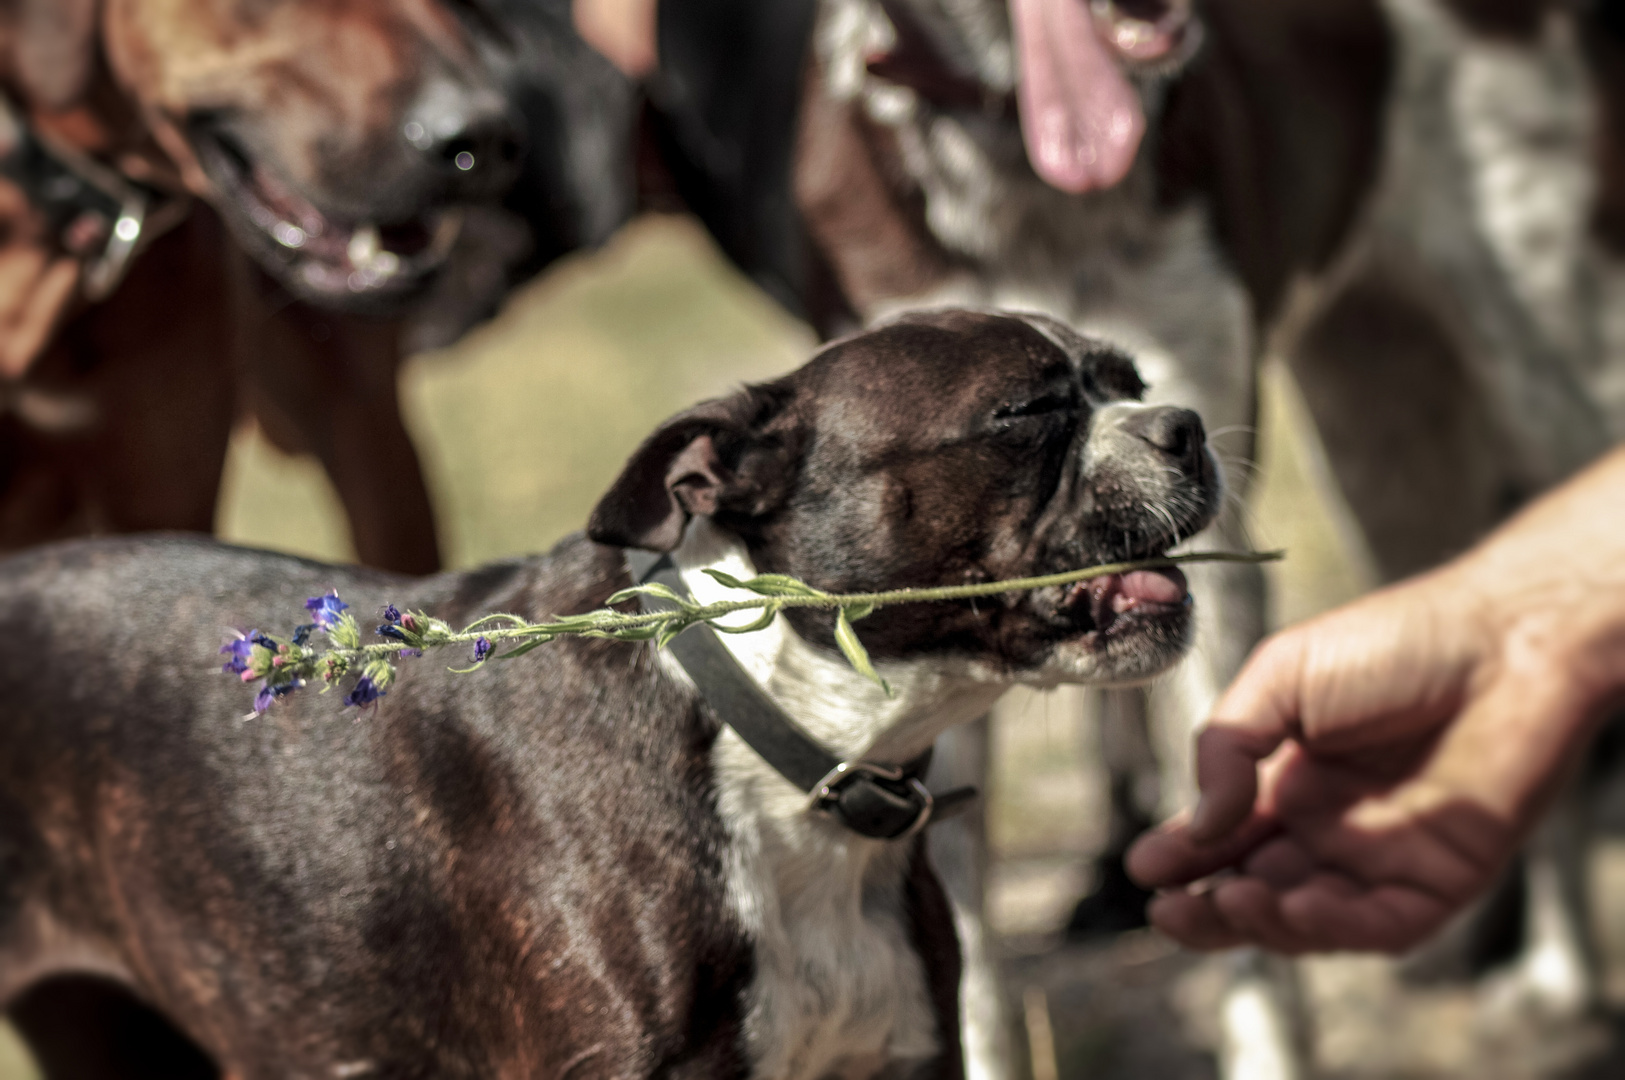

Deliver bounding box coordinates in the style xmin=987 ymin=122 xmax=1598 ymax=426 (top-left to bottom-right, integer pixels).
xmin=1195 ymin=577 xmax=1481 ymax=841
xmin=1241 ymin=836 xmax=1317 ymax=889
xmin=1208 ymin=875 xmax=1317 ymax=954
xmin=1278 ymin=872 xmax=1459 ymax=953
xmin=1187 ymin=632 xmax=1310 ymax=843
xmin=1263 ymin=660 xmax=1584 ymax=906
xmin=1127 ymin=807 xmax=1280 ymax=889
xmin=1146 ymin=889 xmax=1245 ymax=951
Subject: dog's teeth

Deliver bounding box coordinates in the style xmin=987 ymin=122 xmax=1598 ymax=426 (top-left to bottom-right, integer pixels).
xmin=1111 ymin=20 xmax=1157 ymax=50
xmin=348 ymin=225 xmax=381 ymax=266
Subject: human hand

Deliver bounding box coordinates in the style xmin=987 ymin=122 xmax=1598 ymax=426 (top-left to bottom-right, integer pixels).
xmin=1128 ymin=447 xmax=1625 ymax=954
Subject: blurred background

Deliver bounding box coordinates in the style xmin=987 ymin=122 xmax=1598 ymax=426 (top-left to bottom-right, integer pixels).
xmin=7 ymin=0 xmax=1625 ymax=1075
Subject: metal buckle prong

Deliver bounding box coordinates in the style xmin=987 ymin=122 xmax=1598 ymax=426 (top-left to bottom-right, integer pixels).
xmin=808 ymin=760 xmax=903 ymax=808
xmin=808 ymin=760 xmax=935 ymax=840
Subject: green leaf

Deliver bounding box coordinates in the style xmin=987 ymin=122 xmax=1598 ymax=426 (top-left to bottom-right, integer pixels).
xmin=496 ymin=638 xmax=554 ymax=660
xmin=362 ymin=660 xmax=397 ymax=689
xmin=330 ymin=612 xmax=361 ymax=650
xmin=604 ymin=625 xmax=662 ymax=642
xmin=709 ymin=608 xmax=777 ymax=635
xmin=462 ymin=613 xmax=528 ymax=633
xmin=607 ymin=582 xmax=693 ymax=609
xmin=729 ymin=573 xmax=828 ymax=598
xmin=701 ymin=568 xmax=747 ymax=589
xmin=536 ymin=613 xmax=609 ymax=634
xmin=656 ymin=617 xmax=697 ymax=649
xmin=843 ymin=602 xmax=875 ymax=622
xmin=834 ymin=608 xmax=891 ymax=696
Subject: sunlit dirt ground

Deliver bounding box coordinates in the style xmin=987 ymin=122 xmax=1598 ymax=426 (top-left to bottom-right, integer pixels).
xmin=6 ymin=214 xmax=1624 ymax=1077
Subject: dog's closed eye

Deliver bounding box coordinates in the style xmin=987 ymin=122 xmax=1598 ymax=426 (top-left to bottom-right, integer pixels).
xmin=992 ymin=391 xmax=1076 ymax=421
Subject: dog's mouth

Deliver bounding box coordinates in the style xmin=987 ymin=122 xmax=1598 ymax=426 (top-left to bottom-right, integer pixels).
xmin=1089 ymin=0 xmax=1197 ymax=64
xmin=1009 ymin=0 xmax=1198 ymax=193
xmin=866 ymin=0 xmax=1198 ymax=193
xmin=193 ymin=131 xmax=461 ymax=303
xmin=1060 ymin=566 xmax=1189 ymax=639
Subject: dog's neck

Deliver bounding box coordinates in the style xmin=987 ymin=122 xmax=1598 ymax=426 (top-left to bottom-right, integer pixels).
xmin=670 ymin=518 xmax=1007 ymax=773
xmin=662 ymin=518 xmax=1004 ymax=1078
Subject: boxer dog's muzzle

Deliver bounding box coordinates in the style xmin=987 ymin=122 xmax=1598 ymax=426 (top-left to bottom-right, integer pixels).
xmin=590 ymin=307 xmax=1222 ymax=687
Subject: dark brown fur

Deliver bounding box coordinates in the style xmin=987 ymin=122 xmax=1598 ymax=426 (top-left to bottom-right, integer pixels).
xmin=0 ymin=0 xmax=625 ymax=575
xmin=0 ymin=310 xmax=1219 ymax=1078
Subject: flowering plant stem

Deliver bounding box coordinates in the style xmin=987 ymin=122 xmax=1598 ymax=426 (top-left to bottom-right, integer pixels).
xmin=224 ymin=550 xmax=1282 ymax=713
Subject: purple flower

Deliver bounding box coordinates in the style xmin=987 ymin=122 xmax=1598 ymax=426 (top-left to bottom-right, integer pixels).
xmin=305 ymin=591 xmax=349 ymax=630
xmin=376 ymin=623 xmax=409 ymax=642
xmin=381 ymin=604 xmax=401 ymax=623
xmin=472 ymin=637 xmax=492 ymax=664
xmin=252 ymin=632 xmax=279 ymax=650
xmin=220 ymin=634 xmax=255 ymax=675
xmin=399 ymin=649 xmax=424 ymax=659
xmin=344 ymin=676 xmax=385 ymax=709
xmin=292 ymin=624 xmax=318 ymax=646
xmin=252 ymin=681 xmax=301 ymax=715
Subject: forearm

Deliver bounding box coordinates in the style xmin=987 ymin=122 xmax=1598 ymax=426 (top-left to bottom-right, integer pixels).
xmin=1447 ymin=442 xmax=1625 ymax=733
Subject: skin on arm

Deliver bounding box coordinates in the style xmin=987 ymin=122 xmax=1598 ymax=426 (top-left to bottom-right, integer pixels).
xmin=1129 ymin=444 xmax=1625 ymax=954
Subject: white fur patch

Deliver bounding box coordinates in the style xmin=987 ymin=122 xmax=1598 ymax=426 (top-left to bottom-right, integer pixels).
xmin=671 ymin=519 xmax=1009 ymax=1080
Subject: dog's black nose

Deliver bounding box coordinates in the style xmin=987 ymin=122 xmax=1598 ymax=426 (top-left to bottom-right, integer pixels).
xmin=1124 ymin=406 xmax=1206 ymax=469
xmin=403 ymin=88 xmax=525 ymax=197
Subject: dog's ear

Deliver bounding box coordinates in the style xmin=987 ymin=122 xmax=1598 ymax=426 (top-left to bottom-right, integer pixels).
xmin=588 ymin=385 xmax=797 ymax=552
xmin=7 ymin=0 xmax=100 ymax=109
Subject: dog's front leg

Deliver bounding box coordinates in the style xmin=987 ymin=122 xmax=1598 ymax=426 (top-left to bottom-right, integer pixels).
xmin=233 ymin=267 xmax=441 ymax=575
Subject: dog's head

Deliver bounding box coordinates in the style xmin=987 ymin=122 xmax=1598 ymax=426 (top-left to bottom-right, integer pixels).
xmin=4 ymin=0 xmax=562 ymax=308
xmin=589 ymin=309 xmax=1222 ymax=686
xmin=862 ymin=0 xmax=1202 ymax=194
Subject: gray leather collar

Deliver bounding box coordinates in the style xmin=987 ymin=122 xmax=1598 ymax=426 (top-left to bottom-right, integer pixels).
xmin=626 ymin=549 xmax=976 ymax=841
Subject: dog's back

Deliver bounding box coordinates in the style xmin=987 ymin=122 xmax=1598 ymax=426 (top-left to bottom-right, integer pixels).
xmin=0 ymin=535 xmax=752 ymax=1078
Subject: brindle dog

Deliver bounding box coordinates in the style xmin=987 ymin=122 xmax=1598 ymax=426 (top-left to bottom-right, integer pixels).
xmin=0 ymin=310 xmax=1220 ymax=1079
xmin=0 ymin=0 xmax=632 ymax=573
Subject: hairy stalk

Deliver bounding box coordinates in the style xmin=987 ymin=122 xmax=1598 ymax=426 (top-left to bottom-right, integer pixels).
xmin=225 ymin=551 xmax=1283 ymax=712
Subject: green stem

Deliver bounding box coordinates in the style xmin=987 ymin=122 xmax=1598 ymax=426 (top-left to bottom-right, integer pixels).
xmin=327 ymin=550 xmax=1282 ymax=668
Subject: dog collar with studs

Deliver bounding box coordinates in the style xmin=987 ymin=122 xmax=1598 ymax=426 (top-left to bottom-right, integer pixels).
xmin=626 ymin=550 xmax=977 ymax=841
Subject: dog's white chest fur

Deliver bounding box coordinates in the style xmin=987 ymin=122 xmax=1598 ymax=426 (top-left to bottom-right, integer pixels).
xmin=665 ymin=522 xmax=1006 ymax=1080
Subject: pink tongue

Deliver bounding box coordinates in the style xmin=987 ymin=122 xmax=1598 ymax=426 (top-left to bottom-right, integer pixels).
xmin=1117 ymin=568 xmax=1187 ymax=605
xmin=1009 ymin=0 xmax=1145 ymax=193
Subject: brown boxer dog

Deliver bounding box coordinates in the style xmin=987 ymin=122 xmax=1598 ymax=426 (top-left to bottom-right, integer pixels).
xmin=0 ymin=310 xmax=1220 ymax=1078
xmin=0 ymin=0 xmax=632 ymax=573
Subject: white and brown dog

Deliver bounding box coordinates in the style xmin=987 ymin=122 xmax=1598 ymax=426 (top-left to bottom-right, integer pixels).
xmin=0 ymin=309 xmax=1220 ymax=1079
xmin=649 ymin=0 xmax=1625 ymax=1075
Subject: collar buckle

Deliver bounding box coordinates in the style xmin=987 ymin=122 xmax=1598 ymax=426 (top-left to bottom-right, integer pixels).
xmin=809 ymin=760 xmax=935 ymax=841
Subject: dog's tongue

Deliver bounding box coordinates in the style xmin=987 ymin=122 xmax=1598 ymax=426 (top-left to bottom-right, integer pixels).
xmin=1117 ymin=569 xmax=1187 ymax=606
xmin=1010 ymin=0 xmax=1145 ymax=193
